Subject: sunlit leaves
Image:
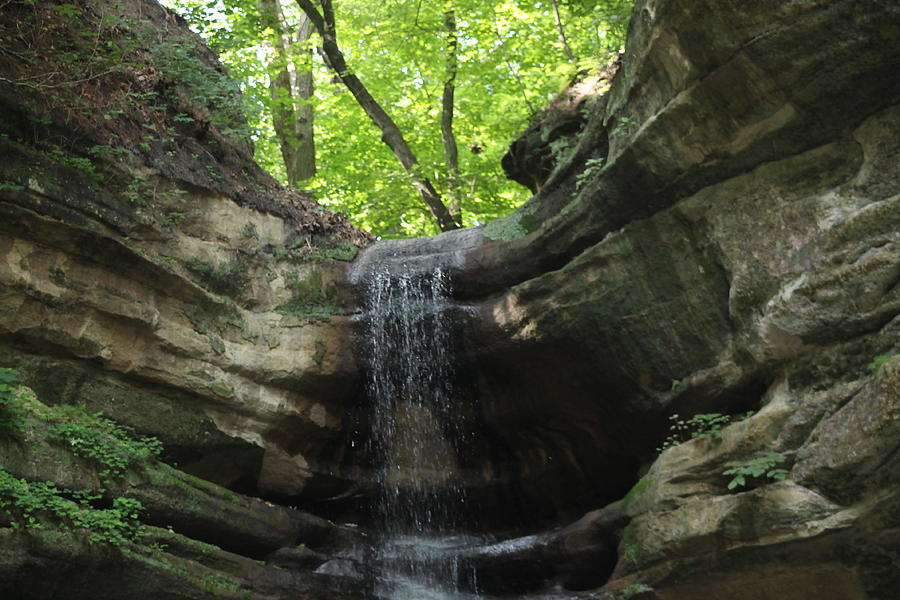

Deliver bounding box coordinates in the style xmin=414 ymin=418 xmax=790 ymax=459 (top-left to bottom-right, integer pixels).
xmin=163 ymin=0 xmax=633 ymax=237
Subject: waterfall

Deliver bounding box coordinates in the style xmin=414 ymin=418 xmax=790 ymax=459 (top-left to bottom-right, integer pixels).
xmin=360 ymin=263 xmax=480 ymax=600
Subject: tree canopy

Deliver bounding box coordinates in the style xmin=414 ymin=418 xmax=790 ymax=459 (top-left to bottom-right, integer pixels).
xmin=163 ymin=0 xmax=633 ymax=237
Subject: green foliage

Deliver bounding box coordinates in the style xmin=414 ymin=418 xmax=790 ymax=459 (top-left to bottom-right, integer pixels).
xmin=51 ymin=3 xmax=83 ymax=18
xmin=549 ymin=137 xmax=575 ymax=165
xmin=575 ymin=157 xmax=605 ymax=191
xmin=145 ymin=31 xmax=251 ymax=146
xmin=657 ymin=410 xmax=756 ymax=453
xmin=620 ymin=584 xmax=654 ymax=599
xmin=89 ymin=144 xmax=131 ymax=161
xmin=723 ymin=451 xmax=788 ymax=490
xmin=0 ymin=368 xmax=27 ymax=436
xmin=610 ymin=115 xmax=637 ymax=137
xmin=47 ymin=149 xmax=100 ymax=181
xmin=1 ymin=377 xmax=158 ymax=483
xmin=164 ymin=0 xmax=634 ymax=237
xmin=868 ymin=352 xmax=898 ymax=371
xmin=0 ymin=467 xmax=147 ymax=545
xmin=0 ymin=369 xmax=161 ymax=545
xmin=312 ymin=340 xmax=327 ymax=367
xmin=620 ymin=522 xmax=642 ymax=565
xmin=164 ymin=211 xmax=187 ymax=227
xmin=184 ymin=301 xmax=244 ymax=336
xmin=306 ymin=241 xmax=359 ymax=262
xmin=45 ymin=406 xmax=163 ymax=482
xmin=125 ymin=176 xmax=149 ymax=205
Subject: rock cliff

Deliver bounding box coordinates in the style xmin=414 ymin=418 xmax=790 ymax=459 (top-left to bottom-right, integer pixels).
xmin=1 ymin=0 xmax=898 ymax=598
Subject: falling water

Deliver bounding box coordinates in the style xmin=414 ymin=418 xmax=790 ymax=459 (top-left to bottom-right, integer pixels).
xmin=360 ymin=263 xmax=480 ymax=600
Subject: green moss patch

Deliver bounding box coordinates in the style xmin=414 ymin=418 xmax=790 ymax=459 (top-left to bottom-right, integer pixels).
xmin=483 ymin=203 xmax=540 ymax=241
xmin=185 ymin=256 xmax=251 ymax=298
xmin=623 ymin=476 xmax=652 ymax=505
xmin=276 ymin=270 xmax=342 ymax=319
xmin=185 ymin=300 xmax=244 ymax=336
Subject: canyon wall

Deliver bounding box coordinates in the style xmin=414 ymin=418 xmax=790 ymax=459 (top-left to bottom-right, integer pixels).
xmin=1 ymin=0 xmax=898 ymax=598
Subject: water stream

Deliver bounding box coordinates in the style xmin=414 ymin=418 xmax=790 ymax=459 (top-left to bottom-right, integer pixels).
xmin=359 ymin=262 xmax=482 ymax=600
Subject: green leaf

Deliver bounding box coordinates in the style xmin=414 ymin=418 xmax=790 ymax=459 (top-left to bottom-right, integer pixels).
xmin=0 ymin=368 xmax=19 ymax=384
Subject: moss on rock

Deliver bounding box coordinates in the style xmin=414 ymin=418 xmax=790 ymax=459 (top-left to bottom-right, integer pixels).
xmin=276 ymin=270 xmax=343 ymax=319
xmin=483 ymin=203 xmax=540 ymax=241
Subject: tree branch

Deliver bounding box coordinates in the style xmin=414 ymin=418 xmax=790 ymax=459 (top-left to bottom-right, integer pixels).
xmin=293 ymin=0 xmax=458 ymax=231
xmin=550 ymin=0 xmax=576 ymax=63
xmin=441 ymin=10 xmax=462 ymax=225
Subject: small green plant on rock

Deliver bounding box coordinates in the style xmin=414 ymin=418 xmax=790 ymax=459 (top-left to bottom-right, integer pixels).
xmin=185 ymin=256 xmax=249 ymax=298
xmin=307 ymin=241 xmax=359 ymax=262
xmin=868 ymin=352 xmax=898 ymax=371
xmin=0 ymin=467 xmax=147 ymax=545
xmin=723 ymin=451 xmax=788 ymax=490
xmin=276 ymin=271 xmax=342 ymax=319
xmin=241 ymin=221 xmax=258 ymax=239
xmin=620 ymin=583 xmax=654 ymax=599
xmin=657 ymin=412 xmax=733 ymax=453
xmin=575 ymin=157 xmax=605 ymax=191
xmin=620 ymin=522 xmax=642 ymax=566
xmin=163 ymin=211 xmax=186 ymax=227
xmin=549 ymin=136 xmax=574 ymax=165
xmin=0 ymin=368 xmax=28 ymax=436
xmin=611 ymin=115 xmax=637 ymax=137
xmin=45 ymin=405 xmax=163 ymax=482
xmin=47 ymin=149 xmax=100 ymax=182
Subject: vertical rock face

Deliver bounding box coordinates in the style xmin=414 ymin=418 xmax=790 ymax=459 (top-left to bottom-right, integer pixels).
xmin=1 ymin=0 xmax=899 ymax=598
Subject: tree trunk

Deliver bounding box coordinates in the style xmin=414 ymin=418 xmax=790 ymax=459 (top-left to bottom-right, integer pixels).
xmin=550 ymin=0 xmax=576 ymax=64
xmin=264 ymin=0 xmax=316 ymax=185
xmin=441 ymin=10 xmax=463 ymax=227
xmin=295 ymin=0 xmax=459 ymax=232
